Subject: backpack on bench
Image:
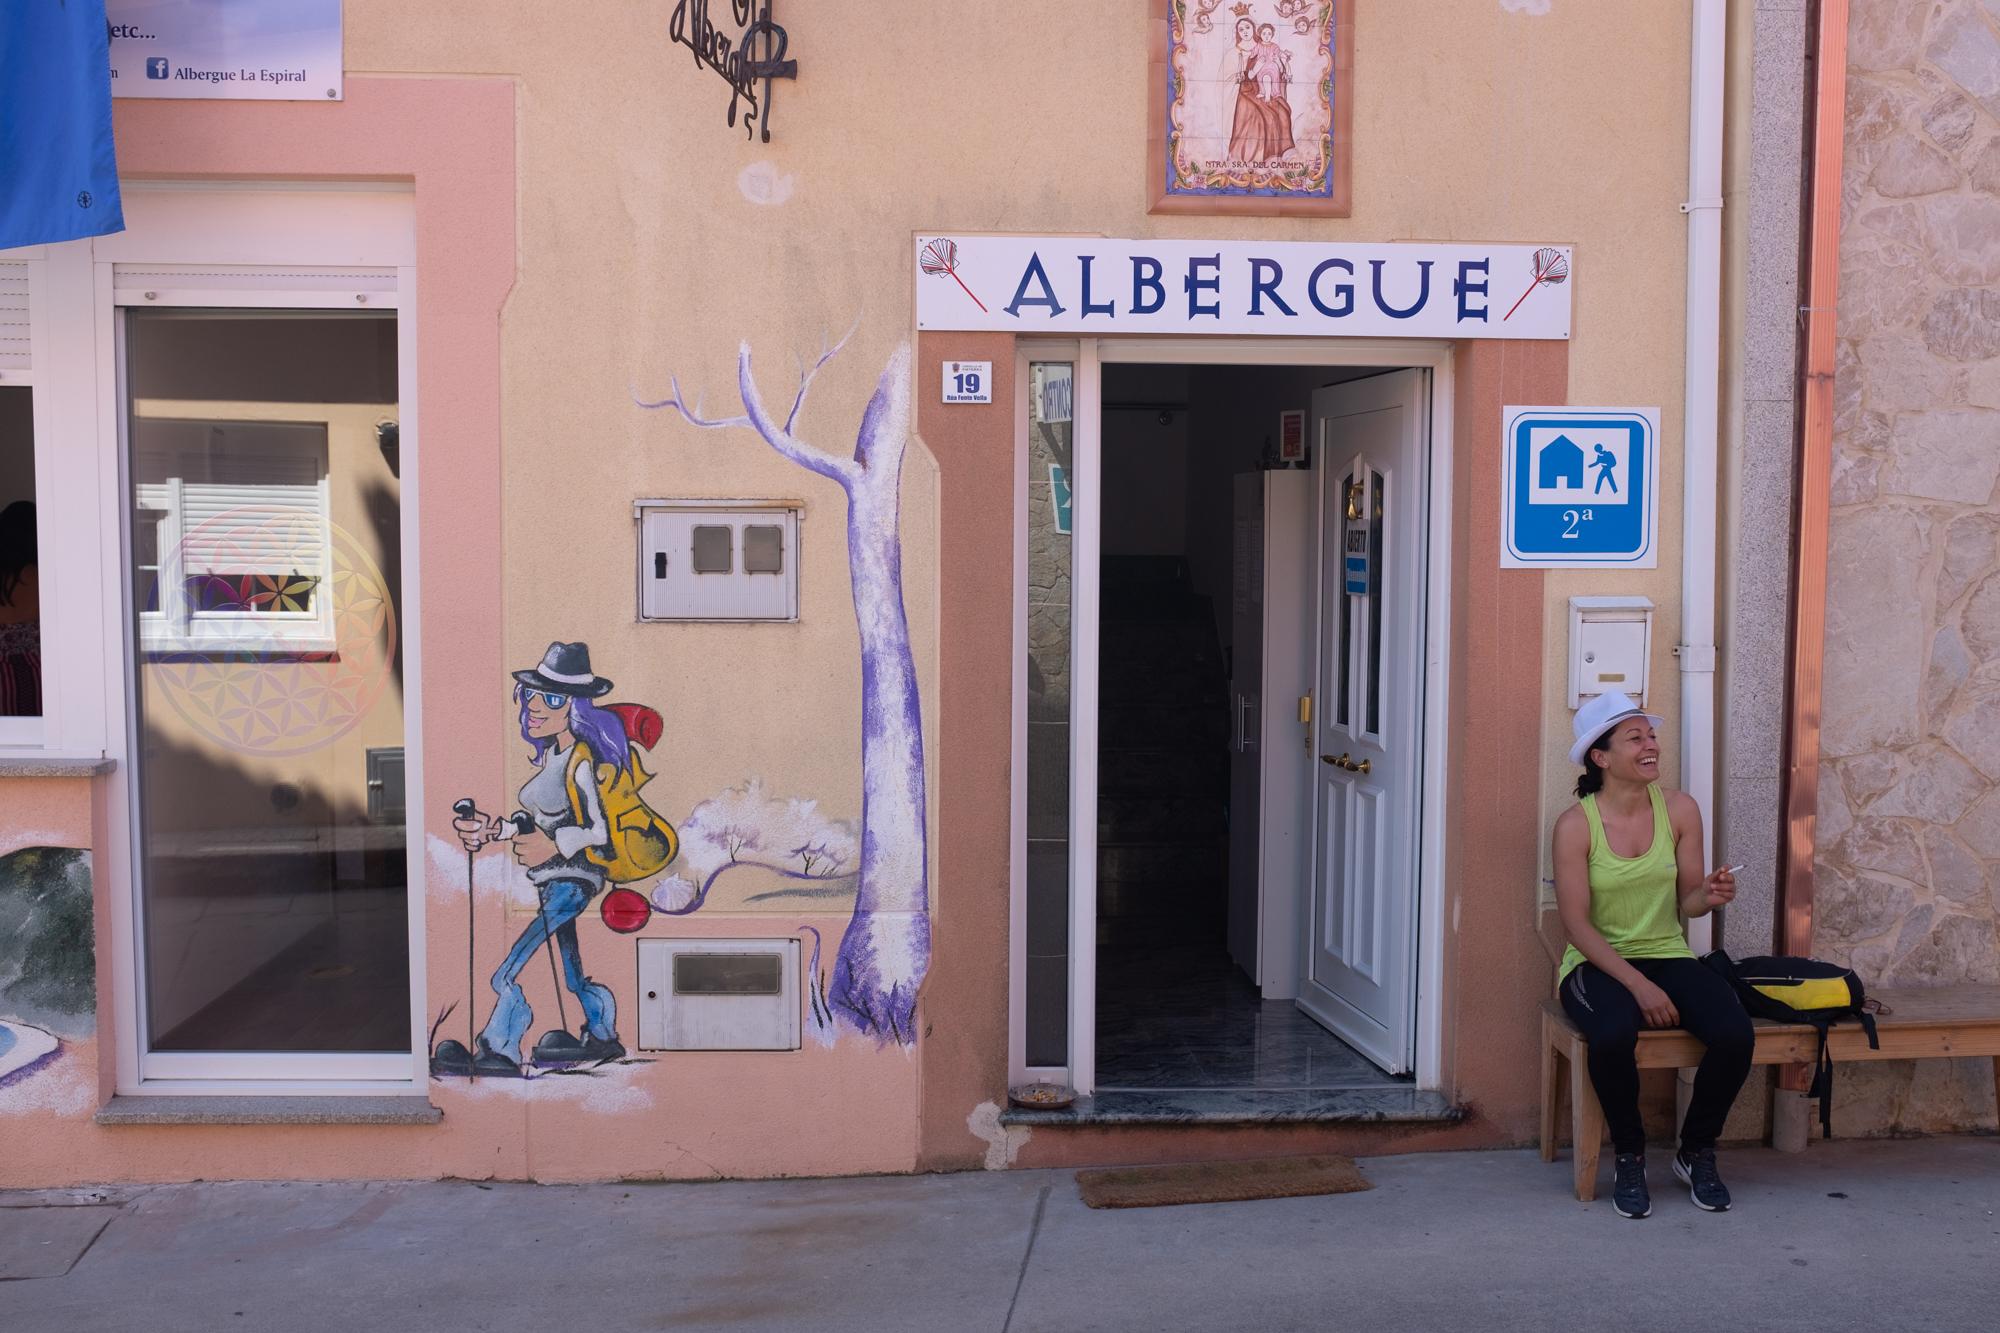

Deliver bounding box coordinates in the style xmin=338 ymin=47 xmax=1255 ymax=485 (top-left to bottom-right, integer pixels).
xmin=1700 ymin=949 xmax=1882 ymax=1138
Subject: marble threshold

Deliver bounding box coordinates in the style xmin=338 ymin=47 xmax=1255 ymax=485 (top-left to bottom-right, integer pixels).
xmin=998 ymin=1086 xmax=1463 ymax=1128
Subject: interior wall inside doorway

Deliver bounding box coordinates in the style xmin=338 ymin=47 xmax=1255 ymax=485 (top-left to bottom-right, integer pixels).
xmin=1105 ymin=364 xmax=1377 ymax=695
xmin=1095 ymin=362 xmax=1371 ymax=996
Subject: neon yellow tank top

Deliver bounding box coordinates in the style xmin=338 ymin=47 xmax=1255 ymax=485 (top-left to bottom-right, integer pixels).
xmin=1558 ymin=784 xmax=1693 ymax=981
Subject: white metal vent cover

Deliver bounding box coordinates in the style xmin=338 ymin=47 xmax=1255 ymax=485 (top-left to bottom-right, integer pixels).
xmin=636 ymin=938 xmax=801 ymax=1051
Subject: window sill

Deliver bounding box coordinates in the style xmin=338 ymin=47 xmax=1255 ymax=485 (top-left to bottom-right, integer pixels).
xmin=94 ymin=1095 xmax=442 ymax=1127
xmin=140 ymin=637 xmax=338 ymax=656
xmin=0 ymin=755 xmax=116 ymax=779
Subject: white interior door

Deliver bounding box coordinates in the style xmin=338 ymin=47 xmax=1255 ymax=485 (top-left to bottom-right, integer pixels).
xmin=1252 ymin=469 xmax=1314 ymax=1001
xmin=1299 ymin=370 xmax=1427 ymax=1074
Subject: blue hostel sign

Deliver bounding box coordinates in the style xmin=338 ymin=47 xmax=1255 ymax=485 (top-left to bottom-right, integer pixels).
xmin=1500 ymin=407 xmax=1659 ymax=568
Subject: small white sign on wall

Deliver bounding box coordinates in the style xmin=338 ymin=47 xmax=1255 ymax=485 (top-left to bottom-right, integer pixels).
xmin=941 ymin=360 xmax=992 ymax=403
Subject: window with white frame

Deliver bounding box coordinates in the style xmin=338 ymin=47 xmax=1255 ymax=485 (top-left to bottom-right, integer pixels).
xmin=0 ymin=263 xmax=45 ymax=742
xmin=115 ymin=266 xmax=412 ymax=1075
xmin=130 ymin=419 xmax=334 ymax=652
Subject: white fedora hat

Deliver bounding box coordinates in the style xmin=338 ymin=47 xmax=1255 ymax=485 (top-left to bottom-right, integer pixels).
xmin=1568 ymin=691 xmax=1665 ymax=767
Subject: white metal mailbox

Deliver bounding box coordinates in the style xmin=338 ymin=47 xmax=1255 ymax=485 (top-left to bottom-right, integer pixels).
xmin=635 ymin=500 xmax=800 ymax=621
xmin=636 ymin=938 xmax=801 ymax=1051
xmin=1568 ymin=595 xmax=1654 ymax=707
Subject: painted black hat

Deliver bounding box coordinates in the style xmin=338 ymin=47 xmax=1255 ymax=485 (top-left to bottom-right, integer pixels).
xmin=512 ymin=641 xmax=614 ymax=698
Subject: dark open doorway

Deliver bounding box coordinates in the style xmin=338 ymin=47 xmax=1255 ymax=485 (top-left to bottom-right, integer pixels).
xmin=1093 ymin=362 xmax=1408 ymax=1095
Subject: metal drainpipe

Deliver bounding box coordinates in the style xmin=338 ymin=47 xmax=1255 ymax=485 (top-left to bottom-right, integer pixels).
xmin=1680 ymin=0 xmax=1726 ymax=956
xmin=1775 ymin=0 xmax=1850 ymax=1111
xmin=1780 ymin=0 xmax=1850 ymax=964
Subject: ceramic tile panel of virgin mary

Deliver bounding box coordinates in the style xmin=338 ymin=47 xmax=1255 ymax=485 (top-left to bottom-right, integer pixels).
xmin=1153 ymin=1 xmax=1352 ymax=217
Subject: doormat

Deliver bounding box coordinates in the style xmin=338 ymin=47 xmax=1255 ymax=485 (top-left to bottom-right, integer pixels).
xmin=1075 ymin=1154 xmax=1371 ymax=1209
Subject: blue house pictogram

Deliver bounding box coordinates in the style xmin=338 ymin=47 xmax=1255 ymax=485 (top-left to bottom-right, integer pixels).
xmin=1538 ymin=434 xmax=1583 ymax=489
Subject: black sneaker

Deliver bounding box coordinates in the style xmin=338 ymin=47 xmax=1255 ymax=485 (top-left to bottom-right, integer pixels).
xmin=1673 ymin=1147 xmax=1731 ymax=1211
xmin=578 ymin=1034 xmax=626 ymax=1064
xmin=470 ymin=1039 xmax=525 ymax=1078
xmin=530 ymin=1029 xmax=590 ymax=1068
xmin=428 ymin=1039 xmax=474 ymax=1078
xmin=1611 ymin=1153 xmax=1650 ymax=1219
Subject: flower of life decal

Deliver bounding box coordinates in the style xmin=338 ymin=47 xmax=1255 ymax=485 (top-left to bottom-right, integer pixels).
xmin=147 ymin=510 xmax=398 ymax=758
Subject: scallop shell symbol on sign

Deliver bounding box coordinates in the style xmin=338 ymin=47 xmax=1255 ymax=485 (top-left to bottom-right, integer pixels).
xmin=1503 ymin=246 xmax=1570 ymax=321
xmin=920 ymin=238 xmax=989 ymax=313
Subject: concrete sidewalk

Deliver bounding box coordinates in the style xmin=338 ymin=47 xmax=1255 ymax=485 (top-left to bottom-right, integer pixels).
xmin=2 ymin=1138 xmax=1995 ymax=1332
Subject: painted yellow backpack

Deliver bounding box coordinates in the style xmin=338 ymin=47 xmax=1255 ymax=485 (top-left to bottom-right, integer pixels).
xmin=564 ymin=733 xmax=679 ymax=884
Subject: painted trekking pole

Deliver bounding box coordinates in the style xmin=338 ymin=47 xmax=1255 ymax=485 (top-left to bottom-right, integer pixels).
xmin=451 ymin=798 xmax=481 ymax=1070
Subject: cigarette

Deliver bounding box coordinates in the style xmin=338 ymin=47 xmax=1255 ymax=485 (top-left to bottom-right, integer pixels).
xmin=1718 ymin=864 xmax=1744 ymax=875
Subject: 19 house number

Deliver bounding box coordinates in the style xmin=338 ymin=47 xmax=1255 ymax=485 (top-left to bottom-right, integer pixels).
xmin=942 ymin=360 xmax=993 ymax=404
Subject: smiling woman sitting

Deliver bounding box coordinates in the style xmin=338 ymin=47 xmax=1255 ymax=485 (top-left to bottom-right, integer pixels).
xmin=1552 ymin=691 xmax=1753 ymax=1221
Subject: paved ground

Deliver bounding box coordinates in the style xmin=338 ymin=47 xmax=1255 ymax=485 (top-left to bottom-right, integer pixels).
xmin=2 ymin=1138 xmax=1996 ymax=1331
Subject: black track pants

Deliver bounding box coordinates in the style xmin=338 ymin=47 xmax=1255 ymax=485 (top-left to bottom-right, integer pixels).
xmin=1559 ymin=956 xmax=1754 ymax=1156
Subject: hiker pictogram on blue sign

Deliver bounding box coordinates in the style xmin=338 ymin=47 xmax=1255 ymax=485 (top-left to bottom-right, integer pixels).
xmin=1500 ymin=407 xmax=1658 ymax=568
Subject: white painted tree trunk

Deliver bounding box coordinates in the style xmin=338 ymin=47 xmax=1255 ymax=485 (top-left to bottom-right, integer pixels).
xmin=830 ymin=447 xmax=930 ymax=1042
xmin=641 ymin=340 xmax=930 ymax=1043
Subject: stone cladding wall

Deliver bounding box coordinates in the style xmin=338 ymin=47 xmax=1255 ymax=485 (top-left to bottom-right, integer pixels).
xmin=1818 ymin=0 xmax=2000 ymax=1133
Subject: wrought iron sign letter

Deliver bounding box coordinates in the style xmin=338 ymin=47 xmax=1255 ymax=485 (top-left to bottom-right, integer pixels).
xmin=668 ymin=0 xmax=799 ymax=142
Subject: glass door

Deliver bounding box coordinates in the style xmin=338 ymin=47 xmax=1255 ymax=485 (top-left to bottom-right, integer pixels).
xmin=122 ymin=303 xmax=411 ymax=1078
xmin=1023 ymin=358 xmax=1076 ymax=1072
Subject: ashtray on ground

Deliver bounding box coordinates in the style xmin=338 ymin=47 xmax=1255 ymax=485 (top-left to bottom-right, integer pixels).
xmin=1007 ymin=1081 xmax=1075 ymax=1110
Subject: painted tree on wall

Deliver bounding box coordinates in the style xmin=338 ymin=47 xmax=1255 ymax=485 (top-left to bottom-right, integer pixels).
xmin=640 ymin=339 xmax=929 ymax=1045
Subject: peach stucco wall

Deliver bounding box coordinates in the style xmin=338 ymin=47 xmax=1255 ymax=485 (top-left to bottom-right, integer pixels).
xmin=0 ymin=777 xmax=94 ymax=858
xmin=2 ymin=1 xmax=1709 ymax=1185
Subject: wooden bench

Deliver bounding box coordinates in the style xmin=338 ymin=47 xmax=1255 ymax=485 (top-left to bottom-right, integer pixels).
xmin=1540 ymin=984 xmax=2000 ymax=1201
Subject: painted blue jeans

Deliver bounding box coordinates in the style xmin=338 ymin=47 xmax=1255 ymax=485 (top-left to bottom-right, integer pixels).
xmin=479 ymin=877 xmax=618 ymax=1064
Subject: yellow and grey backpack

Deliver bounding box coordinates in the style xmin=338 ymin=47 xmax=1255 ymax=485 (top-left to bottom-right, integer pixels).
xmin=564 ymin=740 xmax=680 ymax=884
xmin=1701 ymin=949 xmax=1882 ymax=1137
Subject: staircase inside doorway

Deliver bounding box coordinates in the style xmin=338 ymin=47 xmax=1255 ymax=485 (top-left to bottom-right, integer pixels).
xmin=1093 ymin=554 xmax=1405 ymax=1096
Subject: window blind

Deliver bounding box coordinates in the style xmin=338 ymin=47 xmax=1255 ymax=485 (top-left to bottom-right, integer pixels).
xmin=0 ymin=263 xmax=29 ymax=371
xmin=133 ymin=422 xmax=329 ymax=577
xmin=112 ymin=264 xmax=397 ymax=298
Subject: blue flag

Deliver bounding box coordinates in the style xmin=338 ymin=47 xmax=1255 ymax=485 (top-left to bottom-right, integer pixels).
xmin=0 ymin=0 xmax=125 ymax=249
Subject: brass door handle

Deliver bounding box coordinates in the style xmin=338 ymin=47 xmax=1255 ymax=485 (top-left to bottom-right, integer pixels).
xmin=1320 ymin=753 xmax=1372 ymax=774
xmin=1322 ymin=753 xmax=1349 ymax=767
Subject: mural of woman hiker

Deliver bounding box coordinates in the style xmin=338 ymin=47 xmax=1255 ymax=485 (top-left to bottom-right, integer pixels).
xmin=431 ymin=641 xmax=677 ymax=1078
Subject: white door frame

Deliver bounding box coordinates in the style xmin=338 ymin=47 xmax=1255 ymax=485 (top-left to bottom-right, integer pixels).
xmin=1008 ymin=337 xmax=1455 ymax=1097
xmin=90 ymin=186 xmax=429 ymax=1092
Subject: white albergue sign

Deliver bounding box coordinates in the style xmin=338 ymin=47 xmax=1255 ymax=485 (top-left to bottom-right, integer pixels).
xmin=108 ymin=0 xmax=344 ymax=101
xmin=915 ymin=236 xmax=1571 ymax=340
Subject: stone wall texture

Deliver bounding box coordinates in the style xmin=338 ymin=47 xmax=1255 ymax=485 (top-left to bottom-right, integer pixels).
xmin=1820 ymin=0 xmax=2000 ymax=1134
